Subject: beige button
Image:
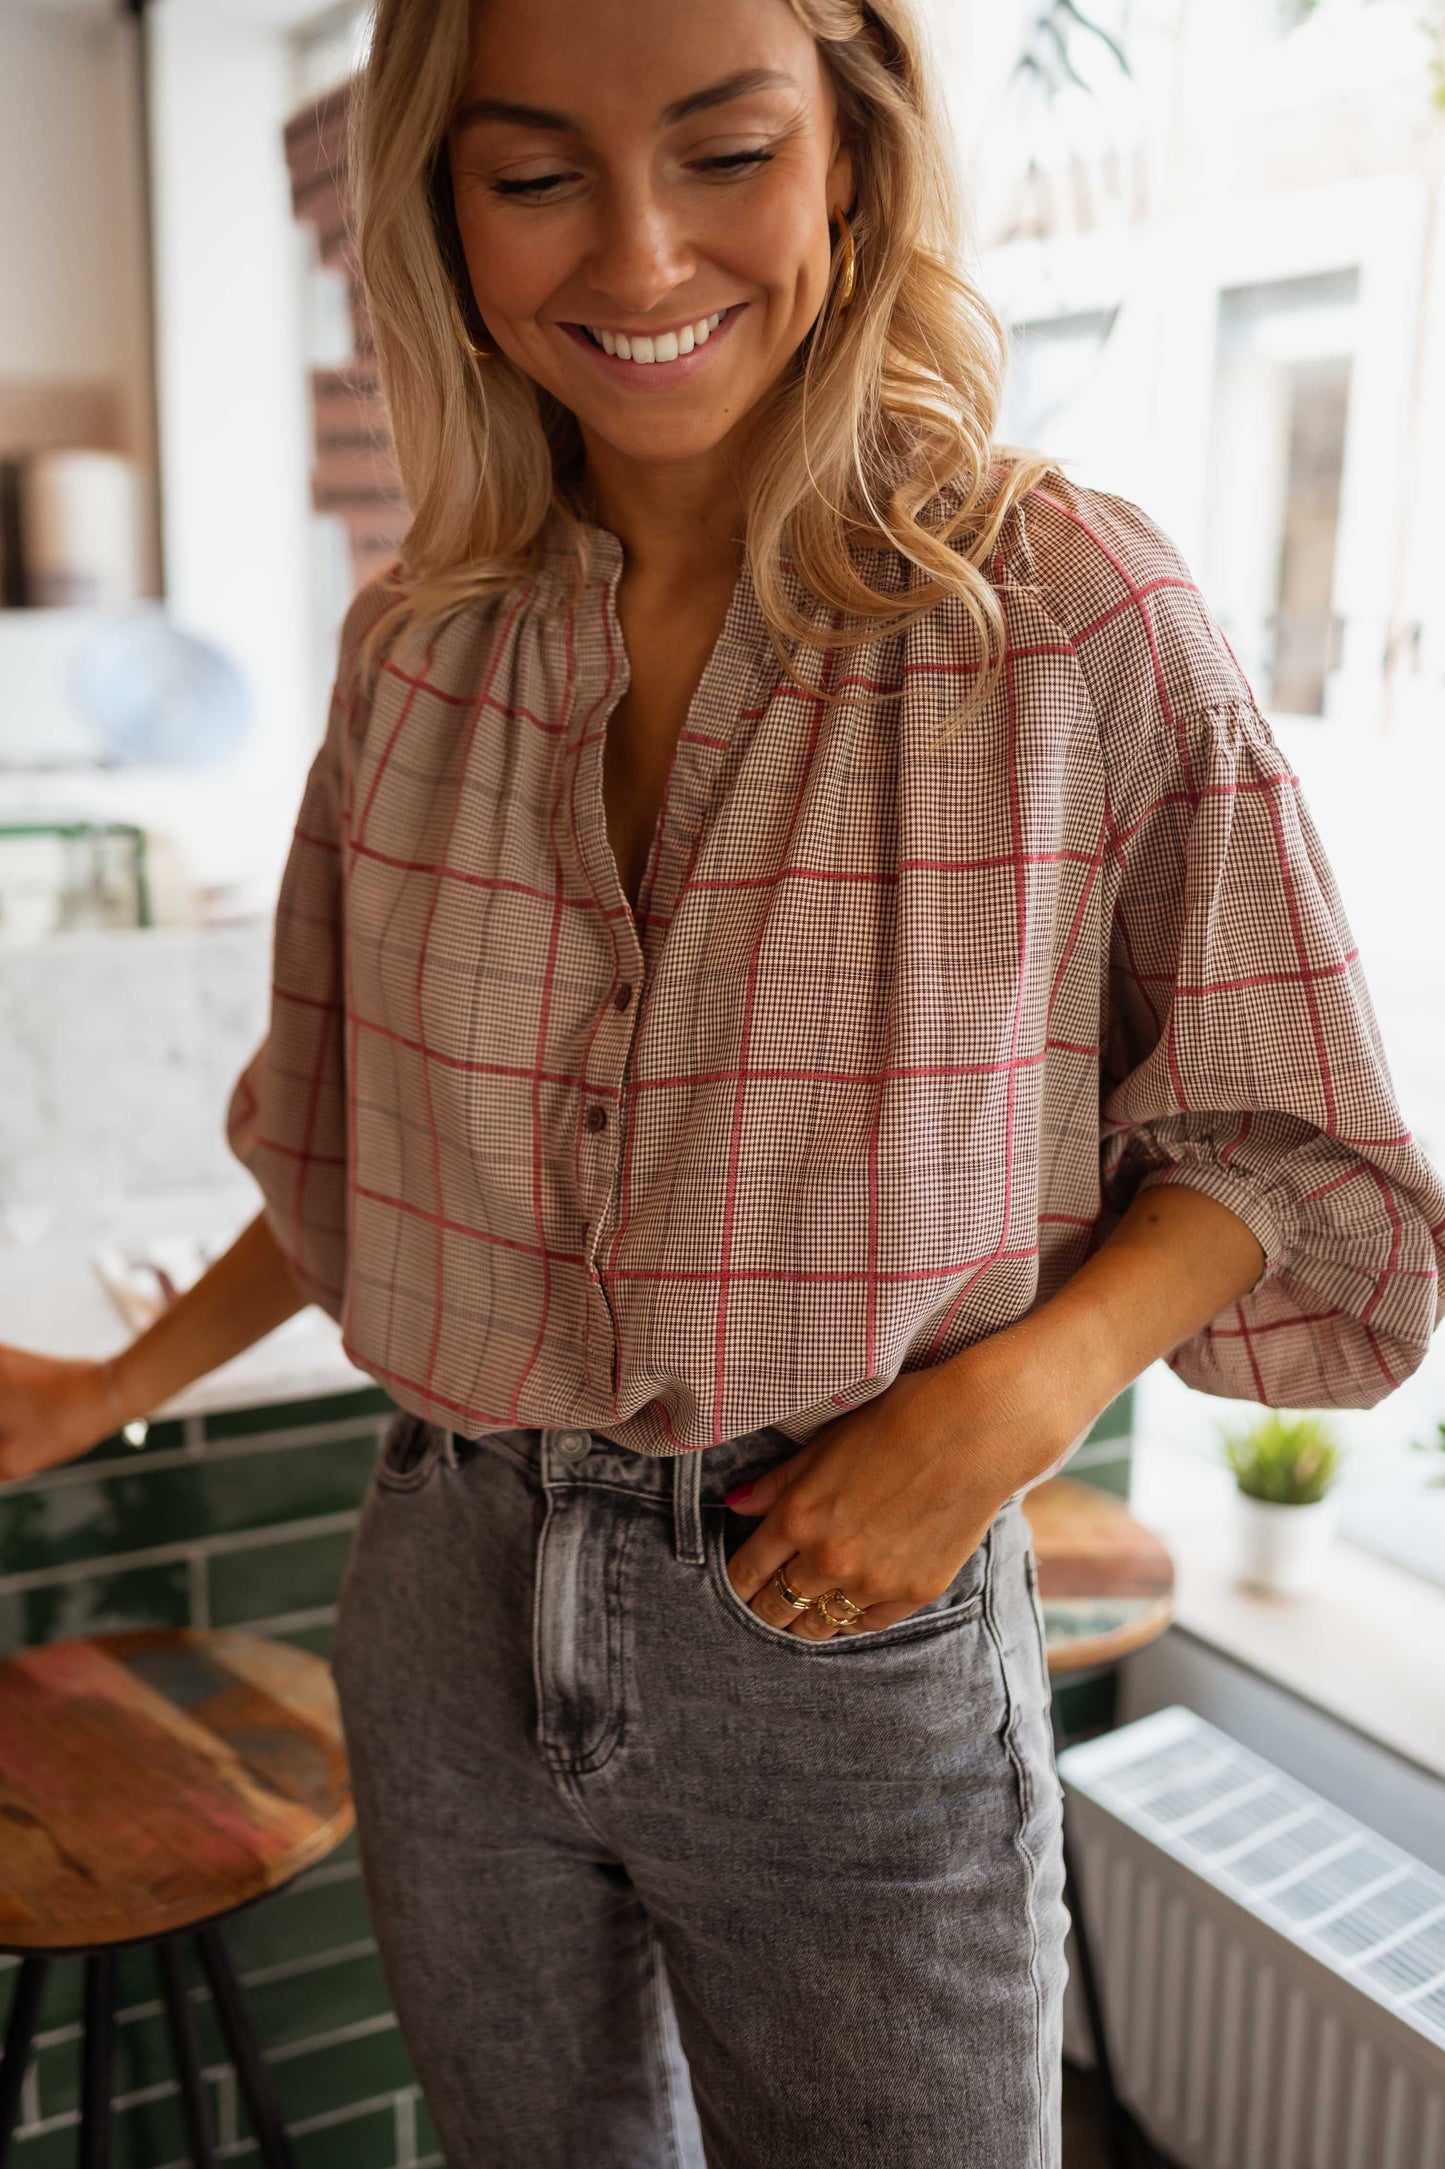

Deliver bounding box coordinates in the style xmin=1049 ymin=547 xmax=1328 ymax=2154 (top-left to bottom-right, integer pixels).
xmin=553 ymin=1430 xmax=590 ymax=1458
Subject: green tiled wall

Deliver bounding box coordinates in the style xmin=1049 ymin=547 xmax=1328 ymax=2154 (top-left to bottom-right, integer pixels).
xmin=0 ymin=1377 xmax=1136 ymax=2164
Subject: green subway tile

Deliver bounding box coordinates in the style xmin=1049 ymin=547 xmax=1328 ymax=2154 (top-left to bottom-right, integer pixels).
xmin=225 ymin=1873 xmax=373 ymax=1978
xmin=208 ymin=1529 xmax=356 ymax=1629
xmin=25 ymin=1947 xmax=156 ymax=2035
xmin=231 ymin=1949 xmax=394 ymax=2058
xmin=1070 ymin=1456 xmax=1132 ymax=1501
xmin=113 ymin=2083 xmax=194 ymax=2169
xmin=293 ymin=2102 xmax=399 ymax=2169
xmin=34 ymin=2004 xmax=175 ymax=2123
xmin=415 ymin=2090 xmax=440 ymax=2159
xmin=277 ymin=1620 xmax=337 ymax=1660
xmin=23 ymin=2083 xmax=204 ymax=2169
xmin=1052 ymin=1669 xmax=1118 ymax=1745
xmin=0 ymin=1435 xmax=375 ymax=1580
xmin=0 ymin=1560 xmax=191 ymax=1657
xmin=7 ymin=2125 xmax=79 ymax=2169
xmin=1081 ymin=1382 xmax=1134 ymax=1446
xmin=83 ymin=1418 xmax=190 ymax=1467
xmin=264 ymin=2022 xmax=416 ymax=2129
xmin=203 ymin=1389 xmax=395 ymax=1442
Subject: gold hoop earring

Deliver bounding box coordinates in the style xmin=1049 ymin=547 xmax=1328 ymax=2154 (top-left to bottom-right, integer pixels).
xmin=829 ymin=205 xmax=858 ymax=310
xmin=467 ymin=338 xmax=494 ymax=362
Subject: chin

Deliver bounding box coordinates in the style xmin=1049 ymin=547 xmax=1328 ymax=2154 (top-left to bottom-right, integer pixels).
xmin=575 ymin=409 xmax=748 ymax=463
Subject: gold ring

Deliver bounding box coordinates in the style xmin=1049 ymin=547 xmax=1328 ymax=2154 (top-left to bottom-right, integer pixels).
xmin=813 ymin=1587 xmax=865 ymax=1627
xmin=773 ymin=1565 xmax=816 ymax=1613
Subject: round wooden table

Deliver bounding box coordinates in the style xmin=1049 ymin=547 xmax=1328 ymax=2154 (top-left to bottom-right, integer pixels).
xmin=1021 ymin=1475 xmax=1176 ymax=2169
xmin=1021 ymin=1473 xmax=1175 ymax=1677
xmin=0 ymin=1629 xmax=353 ymax=2169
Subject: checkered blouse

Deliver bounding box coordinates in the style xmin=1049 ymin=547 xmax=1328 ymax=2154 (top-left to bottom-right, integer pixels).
xmin=225 ymin=473 xmax=1445 ymax=1453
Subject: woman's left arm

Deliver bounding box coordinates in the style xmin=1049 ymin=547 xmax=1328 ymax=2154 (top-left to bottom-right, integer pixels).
xmin=728 ymin=669 xmax=1445 ymax=1637
xmin=723 ymin=1180 xmax=1264 ymax=1640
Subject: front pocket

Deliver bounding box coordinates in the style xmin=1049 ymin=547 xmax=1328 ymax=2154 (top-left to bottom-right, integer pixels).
xmin=373 ymin=1411 xmax=446 ymax=1494
xmin=706 ymin=1511 xmax=988 ymax=1656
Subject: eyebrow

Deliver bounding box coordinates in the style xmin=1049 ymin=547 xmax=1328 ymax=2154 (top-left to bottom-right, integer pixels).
xmin=451 ymin=66 xmax=798 ymax=137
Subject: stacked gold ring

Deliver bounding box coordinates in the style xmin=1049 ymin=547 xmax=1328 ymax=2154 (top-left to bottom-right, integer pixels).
xmin=772 ymin=1566 xmax=866 ymax=1628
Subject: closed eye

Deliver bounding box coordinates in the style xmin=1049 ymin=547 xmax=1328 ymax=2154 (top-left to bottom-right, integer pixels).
xmin=491 ymin=148 xmax=776 ymax=201
xmin=491 ymin=173 xmax=575 ymax=197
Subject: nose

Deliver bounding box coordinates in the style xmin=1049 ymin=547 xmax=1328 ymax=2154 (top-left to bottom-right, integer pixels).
xmin=583 ymin=184 xmax=697 ymax=318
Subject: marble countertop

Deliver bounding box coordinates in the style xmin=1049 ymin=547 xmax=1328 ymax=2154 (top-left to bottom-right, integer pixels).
xmin=0 ymin=1182 xmax=374 ymax=1421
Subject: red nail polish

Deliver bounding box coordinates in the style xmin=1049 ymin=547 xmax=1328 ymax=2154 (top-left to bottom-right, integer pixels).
xmin=725 ymin=1481 xmax=754 ymax=1505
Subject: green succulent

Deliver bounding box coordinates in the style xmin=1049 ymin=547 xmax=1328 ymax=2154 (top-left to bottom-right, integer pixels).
xmin=1221 ymin=1411 xmax=1342 ymax=1506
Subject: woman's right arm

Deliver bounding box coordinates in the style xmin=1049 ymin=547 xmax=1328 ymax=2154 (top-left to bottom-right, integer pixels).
xmin=0 ymin=1210 xmax=306 ymax=1482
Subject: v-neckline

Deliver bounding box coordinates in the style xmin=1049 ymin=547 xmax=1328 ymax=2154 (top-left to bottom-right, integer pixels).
xmin=580 ymin=526 xmax=768 ymax=951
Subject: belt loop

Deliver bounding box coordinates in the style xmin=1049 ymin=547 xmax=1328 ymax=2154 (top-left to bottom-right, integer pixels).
xmin=672 ymin=1447 xmax=705 ymax=1566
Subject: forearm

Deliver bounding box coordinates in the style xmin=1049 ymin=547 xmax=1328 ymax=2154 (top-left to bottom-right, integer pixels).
xmin=109 ymin=1210 xmax=308 ymax=1426
xmin=931 ymin=1184 xmax=1267 ymax=1488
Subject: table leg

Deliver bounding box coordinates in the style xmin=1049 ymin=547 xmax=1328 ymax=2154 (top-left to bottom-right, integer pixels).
xmin=155 ymin=1939 xmax=218 ymax=2169
xmin=79 ymin=1953 xmax=114 ymax=2169
xmin=0 ymin=1958 xmax=47 ymax=2162
xmin=193 ymin=1927 xmax=296 ymax=2169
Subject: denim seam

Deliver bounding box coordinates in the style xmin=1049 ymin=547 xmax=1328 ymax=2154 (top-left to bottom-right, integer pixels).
xmin=981 ymin=1522 xmax=1049 ymax=2169
xmin=672 ymin=1444 xmax=706 ymax=1565
xmin=538 ymin=1511 xmax=635 ymax=1781
xmin=642 ymin=1934 xmax=687 ymax=2169
xmin=373 ymin=1432 xmax=445 ymax=1494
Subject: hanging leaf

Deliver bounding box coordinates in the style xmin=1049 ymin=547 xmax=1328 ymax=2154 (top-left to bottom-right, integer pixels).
xmin=1011 ymin=1 xmax=1133 ymax=101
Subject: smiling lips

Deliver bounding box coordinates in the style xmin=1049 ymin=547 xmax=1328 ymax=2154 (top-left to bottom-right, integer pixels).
xmin=574 ymin=307 xmax=733 ymax=364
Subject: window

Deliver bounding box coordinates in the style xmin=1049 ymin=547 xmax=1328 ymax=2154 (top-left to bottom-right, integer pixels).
xmin=1204 ymin=269 xmax=1358 ymax=721
xmin=1001 ymin=308 xmax=1121 ymax=451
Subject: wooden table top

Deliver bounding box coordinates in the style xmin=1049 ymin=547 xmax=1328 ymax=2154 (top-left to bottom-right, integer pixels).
xmin=1021 ymin=1476 xmax=1175 ymax=1678
xmin=0 ymin=1630 xmax=353 ymax=1953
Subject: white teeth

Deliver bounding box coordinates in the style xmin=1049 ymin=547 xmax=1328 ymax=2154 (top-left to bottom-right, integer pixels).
xmin=583 ymin=308 xmax=730 ymax=363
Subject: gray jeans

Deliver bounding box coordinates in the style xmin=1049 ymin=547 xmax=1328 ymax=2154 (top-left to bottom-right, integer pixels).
xmin=331 ymin=1412 xmax=1068 ymax=2168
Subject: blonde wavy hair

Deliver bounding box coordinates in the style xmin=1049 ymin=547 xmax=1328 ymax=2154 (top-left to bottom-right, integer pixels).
xmin=348 ymin=0 xmax=1061 ymax=735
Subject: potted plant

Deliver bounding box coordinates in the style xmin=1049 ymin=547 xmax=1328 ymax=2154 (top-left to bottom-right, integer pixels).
xmin=1221 ymin=1411 xmax=1343 ymax=1595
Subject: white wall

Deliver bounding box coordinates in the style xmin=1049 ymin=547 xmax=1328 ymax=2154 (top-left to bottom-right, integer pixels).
xmin=145 ymin=0 xmax=318 ymax=912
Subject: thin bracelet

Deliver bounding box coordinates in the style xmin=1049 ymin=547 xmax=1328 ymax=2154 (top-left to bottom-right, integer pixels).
xmin=101 ymin=1357 xmax=150 ymax=1450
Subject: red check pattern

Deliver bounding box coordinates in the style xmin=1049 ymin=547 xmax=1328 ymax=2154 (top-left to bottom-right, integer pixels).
xmin=226 ymin=474 xmax=1445 ymax=1452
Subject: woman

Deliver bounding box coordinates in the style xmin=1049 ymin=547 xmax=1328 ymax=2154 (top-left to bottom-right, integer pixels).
xmin=3 ymin=0 xmax=1443 ymax=2162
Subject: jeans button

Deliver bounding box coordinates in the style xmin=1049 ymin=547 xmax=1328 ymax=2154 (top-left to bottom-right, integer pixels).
xmin=553 ymin=1429 xmax=590 ymax=1459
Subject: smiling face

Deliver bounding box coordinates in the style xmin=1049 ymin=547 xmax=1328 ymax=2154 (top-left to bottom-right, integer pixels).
xmin=446 ymin=0 xmax=854 ymax=471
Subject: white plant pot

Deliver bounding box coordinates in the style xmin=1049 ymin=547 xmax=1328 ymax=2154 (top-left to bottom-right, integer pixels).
xmin=1234 ymin=1490 xmax=1339 ymax=1595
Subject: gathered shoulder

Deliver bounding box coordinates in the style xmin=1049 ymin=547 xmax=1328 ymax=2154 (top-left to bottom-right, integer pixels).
xmin=989 ymin=469 xmax=1264 ymax=776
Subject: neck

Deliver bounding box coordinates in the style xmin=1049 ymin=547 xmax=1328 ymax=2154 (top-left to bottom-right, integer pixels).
xmin=577 ymin=432 xmax=747 ymax=594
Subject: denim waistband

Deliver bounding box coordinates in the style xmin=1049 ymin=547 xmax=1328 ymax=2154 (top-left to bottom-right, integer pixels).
xmin=448 ymin=1423 xmax=805 ymax=1566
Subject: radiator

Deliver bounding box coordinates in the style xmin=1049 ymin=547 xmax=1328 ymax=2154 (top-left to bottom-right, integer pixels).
xmin=1056 ymin=1707 xmax=1445 ymax=2169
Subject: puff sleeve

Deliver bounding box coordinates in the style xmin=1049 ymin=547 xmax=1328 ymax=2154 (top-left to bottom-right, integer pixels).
xmin=224 ymin=581 xmax=385 ymax=1323
xmin=1098 ymin=695 xmax=1445 ymax=1408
